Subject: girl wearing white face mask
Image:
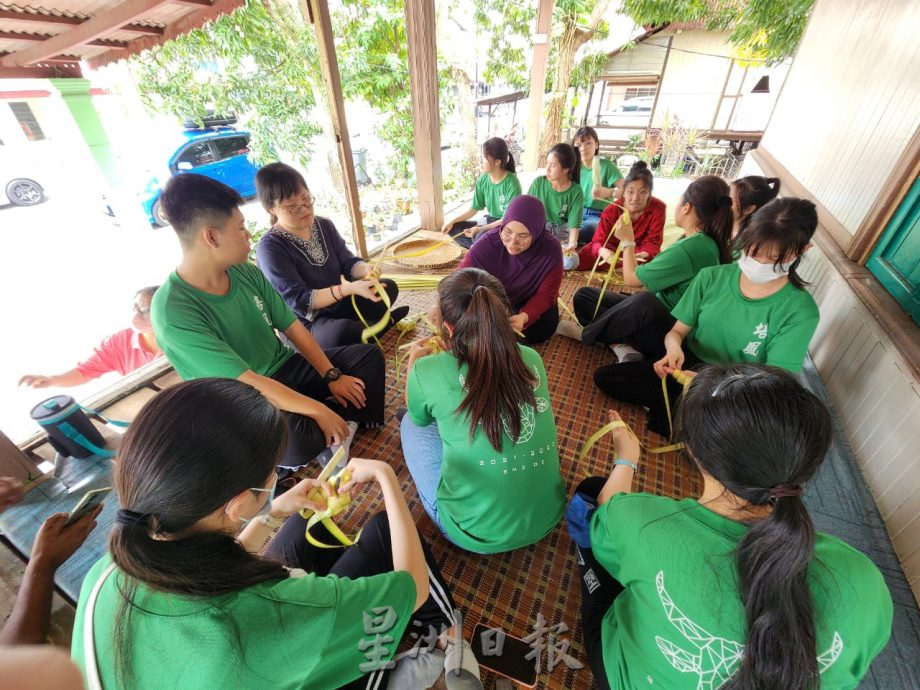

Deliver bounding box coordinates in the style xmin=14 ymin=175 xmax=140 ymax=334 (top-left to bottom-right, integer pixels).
xmin=591 ymin=198 xmax=818 ymax=440
xmin=653 ymin=196 xmax=819 ymax=410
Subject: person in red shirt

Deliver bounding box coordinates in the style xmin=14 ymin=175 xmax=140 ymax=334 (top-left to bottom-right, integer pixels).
xmin=19 ymin=286 xmax=162 ymax=389
xmin=577 ymin=161 xmax=665 ymax=272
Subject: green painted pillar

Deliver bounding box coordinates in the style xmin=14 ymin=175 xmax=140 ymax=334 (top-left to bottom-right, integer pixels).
xmin=49 ymin=78 xmax=118 ymax=186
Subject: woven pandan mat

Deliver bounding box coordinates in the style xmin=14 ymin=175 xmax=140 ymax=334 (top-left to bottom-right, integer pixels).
xmin=390 ymin=238 xmax=463 ymax=270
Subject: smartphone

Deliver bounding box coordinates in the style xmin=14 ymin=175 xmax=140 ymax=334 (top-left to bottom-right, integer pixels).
xmin=64 ymin=487 xmax=110 ymax=527
xmin=470 ymin=623 xmax=538 ymax=688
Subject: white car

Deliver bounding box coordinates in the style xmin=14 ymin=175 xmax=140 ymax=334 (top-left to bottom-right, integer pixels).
xmin=0 ymin=149 xmax=47 ymax=206
xmin=2 ymin=175 xmax=45 ymax=206
xmin=598 ymin=96 xmax=655 ymax=127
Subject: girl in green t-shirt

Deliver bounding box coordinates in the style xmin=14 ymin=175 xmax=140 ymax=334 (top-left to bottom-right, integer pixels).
xmin=571 ymin=126 xmax=624 ymax=244
xmin=570 ymin=176 xmax=735 ymax=433
xmin=401 ymin=268 xmax=565 ymax=553
xmin=658 ymin=197 xmax=820 ymax=377
xmin=442 ymin=137 xmax=521 ymax=248
xmin=73 ymin=379 xmax=482 ymax=690
xmin=567 ymin=365 xmax=891 ymax=690
xmin=731 ymin=175 xmax=780 ymax=238
xmin=527 ymin=143 xmax=584 ymax=253
xmin=600 ymin=197 xmax=816 ymax=438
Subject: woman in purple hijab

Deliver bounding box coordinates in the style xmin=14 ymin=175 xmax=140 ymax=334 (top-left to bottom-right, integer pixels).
xmin=458 ymin=194 xmax=563 ymax=344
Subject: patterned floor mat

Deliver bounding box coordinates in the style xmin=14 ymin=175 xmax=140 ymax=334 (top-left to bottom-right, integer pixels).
xmin=342 ymin=272 xmax=702 ymax=689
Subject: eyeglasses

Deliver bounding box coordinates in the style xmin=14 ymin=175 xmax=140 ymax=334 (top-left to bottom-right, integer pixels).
xmin=500 ymin=228 xmax=532 ymax=244
xmin=133 ymin=305 xmax=151 ymax=315
xmin=279 ymin=194 xmax=315 ymax=213
xmin=247 ymin=474 xmax=278 ymax=515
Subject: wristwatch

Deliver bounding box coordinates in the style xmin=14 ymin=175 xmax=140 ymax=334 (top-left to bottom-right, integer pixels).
xmin=323 ymin=367 xmax=342 ymax=383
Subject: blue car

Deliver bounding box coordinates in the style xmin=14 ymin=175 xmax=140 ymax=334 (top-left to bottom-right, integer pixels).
xmin=142 ymin=127 xmax=259 ymax=226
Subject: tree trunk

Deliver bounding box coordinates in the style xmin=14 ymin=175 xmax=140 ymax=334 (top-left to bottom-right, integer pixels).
xmin=538 ymin=0 xmax=611 ymax=164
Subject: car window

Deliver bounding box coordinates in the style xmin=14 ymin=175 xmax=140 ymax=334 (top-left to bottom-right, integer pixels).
xmin=212 ymin=136 xmax=250 ymax=161
xmin=175 ymin=141 xmax=215 ymax=168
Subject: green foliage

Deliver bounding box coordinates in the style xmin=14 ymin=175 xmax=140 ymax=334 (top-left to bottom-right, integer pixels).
xmin=570 ymin=49 xmax=609 ymax=91
xmin=620 ymin=0 xmax=815 ymax=63
xmin=473 ymin=2 xmax=535 ymax=90
xmin=625 ymin=133 xmax=643 ymax=155
xmin=128 ymin=0 xmax=321 ymax=166
xmin=246 ymin=219 xmax=269 ymax=264
xmin=333 ymin=0 xmax=465 ymax=178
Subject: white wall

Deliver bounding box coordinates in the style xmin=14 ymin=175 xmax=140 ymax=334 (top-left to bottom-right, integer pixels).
xmin=801 ymin=242 xmax=920 ymax=600
xmin=761 ymin=0 xmax=920 ymax=237
xmin=740 ymin=0 xmax=920 ymax=607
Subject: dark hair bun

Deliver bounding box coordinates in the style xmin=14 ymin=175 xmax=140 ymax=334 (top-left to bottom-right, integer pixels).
xmin=631 ymin=161 xmax=649 ymax=172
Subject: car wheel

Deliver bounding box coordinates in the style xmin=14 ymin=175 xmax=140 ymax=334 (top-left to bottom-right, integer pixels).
xmin=6 ymin=178 xmax=45 ymax=206
xmin=151 ymin=199 xmax=168 ymax=227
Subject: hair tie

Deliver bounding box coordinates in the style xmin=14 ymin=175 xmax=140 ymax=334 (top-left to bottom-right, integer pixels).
xmin=115 ymin=508 xmax=151 ymax=527
xmin=768 ymin=483 xmax=804 ymax=503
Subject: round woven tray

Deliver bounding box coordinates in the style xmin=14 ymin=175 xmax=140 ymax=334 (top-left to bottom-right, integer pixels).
xmin=390 ymin=238 xmax=463 ymax=270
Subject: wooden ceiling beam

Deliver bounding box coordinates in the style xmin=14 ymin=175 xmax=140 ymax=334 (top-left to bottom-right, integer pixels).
xmin=121 ymin=23 xmax=164 ymax=35
xmin=0 ymin=0 xmax=172 ymax=66
xmin=0 ymin=10 xmax=83 ymax=26
xmin=40 ymin=54 xmax=85 ymax=63
xmin=0 ymin=30 xmax=127 ymax=48
xmin=0 ymin=63 xmax=82 ymax=78
xmin=0 ymin=10 xmax=164 ymax=36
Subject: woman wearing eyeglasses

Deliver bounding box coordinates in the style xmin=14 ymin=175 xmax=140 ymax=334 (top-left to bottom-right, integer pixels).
xmin=255 ymin=163 xmax=409 ymax=349
xmin=18 ymin=286 xmax=162 ymax=389
xmin=457 ymin=195 xmax=562 ymax=344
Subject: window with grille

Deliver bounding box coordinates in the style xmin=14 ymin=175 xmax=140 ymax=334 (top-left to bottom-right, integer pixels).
xmin=624 ymin=87 xmax=657 ymax=100
xmin=8 ymin=102 xmax=46 ymax=141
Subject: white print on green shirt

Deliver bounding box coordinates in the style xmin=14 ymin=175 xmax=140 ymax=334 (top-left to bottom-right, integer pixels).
xmin=743 ymin=322 xmax=769 ymax=358
xmin=252 ymin=295 xmax=272 ymax=327
xmin=461 ymin=365 xmax=550 ymax=444
xmin=654 ymin=571 xmax=843 ymax=690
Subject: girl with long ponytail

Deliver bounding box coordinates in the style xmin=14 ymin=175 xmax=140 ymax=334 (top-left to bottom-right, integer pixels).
xmin=400 ymin=267 xmax=565 ymax=554
xmin=567 ymin=365 xmax=892 ymax=690
xmin=442 ymin=137 xmax=522 ymax=248
xmin=73 ymin=379 xmax=481 ymax=690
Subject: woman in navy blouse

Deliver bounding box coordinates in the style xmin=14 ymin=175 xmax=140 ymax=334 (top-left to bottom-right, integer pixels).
xmin=255 ymin=162 xmax=409 ymax=348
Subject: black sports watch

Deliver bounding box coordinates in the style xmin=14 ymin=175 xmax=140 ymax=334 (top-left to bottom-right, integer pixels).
xmin=323 ymin=367 xmax=342 ymax=383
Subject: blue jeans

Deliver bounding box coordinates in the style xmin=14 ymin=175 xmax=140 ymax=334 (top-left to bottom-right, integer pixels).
xmin=579 ymin=207 xmax=603 ymax=245
xmin=400 ymin=415 xmax=448 ymax=535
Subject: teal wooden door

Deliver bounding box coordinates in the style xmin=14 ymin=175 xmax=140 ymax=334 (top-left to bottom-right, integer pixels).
xmin=867 ymin=177 xmax=920 ymax=325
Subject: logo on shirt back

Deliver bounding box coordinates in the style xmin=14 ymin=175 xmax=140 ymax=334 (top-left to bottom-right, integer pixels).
xmin=653 ymin=571 xmax=843 ymax=689
xmin=252 ymin=295 xmax=272 ymax=327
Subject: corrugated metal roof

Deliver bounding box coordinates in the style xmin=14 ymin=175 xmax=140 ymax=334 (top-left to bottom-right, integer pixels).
xmin=0 ymin=0 xmax=242 ymax=78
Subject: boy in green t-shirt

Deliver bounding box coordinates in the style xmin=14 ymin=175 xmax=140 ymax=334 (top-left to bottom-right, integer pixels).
xmin=151 ymin=173 xmax=385 ymax=468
